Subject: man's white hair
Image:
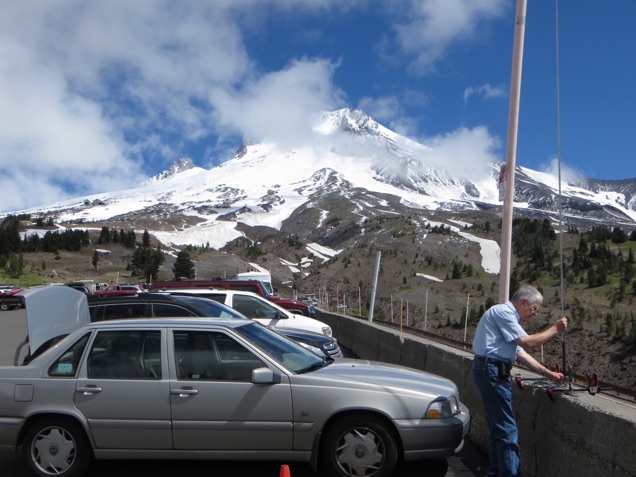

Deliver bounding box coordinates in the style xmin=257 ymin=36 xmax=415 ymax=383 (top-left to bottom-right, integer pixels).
xmin=511 ymin=285 xmax=542 ymax=304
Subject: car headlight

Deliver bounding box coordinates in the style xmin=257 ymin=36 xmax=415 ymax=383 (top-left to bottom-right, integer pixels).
xmin=322 ymin=326 xmax=332 ymax=337
xmin=299 ymin=342 xmax=324 ymax=356
xmin=425 ymin=397 xmax=459 ymax=419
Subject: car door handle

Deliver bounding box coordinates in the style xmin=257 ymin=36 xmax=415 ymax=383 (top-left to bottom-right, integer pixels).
xmin=76 ymin=386 xmax=102 ymax=395
xmin=171 ymin=387 xmax=199 ymax=397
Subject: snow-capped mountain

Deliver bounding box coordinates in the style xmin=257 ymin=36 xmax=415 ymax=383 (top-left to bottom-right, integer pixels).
xmin=144 ymin=157 xmax=196 ymax=183
xmin=8 ymin=109 xmax=636 ymax=250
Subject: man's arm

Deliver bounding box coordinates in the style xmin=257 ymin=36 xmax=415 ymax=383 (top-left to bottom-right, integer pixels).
xmin=514 ymin=316 xmax=568 ymax=351
xmin=516 ymin=348 xmax=564 ymax=384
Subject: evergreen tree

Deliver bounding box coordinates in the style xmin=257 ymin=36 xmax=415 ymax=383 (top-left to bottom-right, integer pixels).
xmin=142 ymin=229 xmax=151 ymax=247
xmin=128 ymin=245 xmax=165 ymax=282
xmin=611 ymin=227 xmax=628 ymax=244
xmin=97 ymin=226 xmax=110 ymax=244
xmin=172 ymin=250 xmax=195 ymax=279
xmin=451 ymin=262 xmax=462 ymax=279
xmin=6 ymin=253 xmax=25 ymax=279
xmin=92 ymin=250 xmax=99 ymax=271
xmin=124 ymin=230 xmax=137 ymax=248
xmin=0 ymin=215 xmax=22 ymax=256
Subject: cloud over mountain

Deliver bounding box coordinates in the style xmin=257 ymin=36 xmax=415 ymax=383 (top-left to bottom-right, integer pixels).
xmin=6 ymin=109 xmax=636 ymax=251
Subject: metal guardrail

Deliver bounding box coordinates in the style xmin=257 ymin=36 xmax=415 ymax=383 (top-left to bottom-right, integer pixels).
xmin=336 ymin=313 xmax=636 ymax=403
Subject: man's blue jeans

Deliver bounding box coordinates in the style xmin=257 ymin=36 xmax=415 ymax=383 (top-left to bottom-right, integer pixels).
xmin=472 ymin=360 xmax=520 ymax=476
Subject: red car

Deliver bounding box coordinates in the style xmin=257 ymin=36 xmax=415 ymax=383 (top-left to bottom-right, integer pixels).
xmin=0 ymin=286 xmax=24 ymax=311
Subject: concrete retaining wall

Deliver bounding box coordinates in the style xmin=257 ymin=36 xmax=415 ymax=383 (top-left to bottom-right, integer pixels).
xmin=318 ymin=310 xmax=636 ymax=477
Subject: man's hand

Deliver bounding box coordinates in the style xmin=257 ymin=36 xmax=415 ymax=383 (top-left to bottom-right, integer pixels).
xmin=546 ymin=368 xmax=565 ymax=384
xmin=555 ymin=316 xmax=568 ymax=333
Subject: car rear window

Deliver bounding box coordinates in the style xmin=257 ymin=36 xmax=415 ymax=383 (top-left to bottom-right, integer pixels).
xmin=90 ymin=303 xmax=148 ymax=321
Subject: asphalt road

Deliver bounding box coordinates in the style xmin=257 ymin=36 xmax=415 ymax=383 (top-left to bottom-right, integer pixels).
xmin=0 ymin=444 xmax=487 ymax=477
xmin=0 ymin=308 xmax=488 ymax=476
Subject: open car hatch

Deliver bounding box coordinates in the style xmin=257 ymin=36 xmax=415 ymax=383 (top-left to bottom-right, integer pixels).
xmin=16 ymin=286 xmax=90 ymax=363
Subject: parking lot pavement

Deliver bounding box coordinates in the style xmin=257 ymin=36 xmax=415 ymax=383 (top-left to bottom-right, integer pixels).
xmin=0 ymin=448 xmax=486 ymax=477
xmin=0 ymin=309 xmax=487 ymax=476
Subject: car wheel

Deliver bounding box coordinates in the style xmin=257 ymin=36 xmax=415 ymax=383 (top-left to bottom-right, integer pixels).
xmin=322 ymin=414 xmax=398 ymax=477
xmin=0 ymin=303 xmax=8 ymax=311
xmin=23 ymin=417 xmax=93 ymax=477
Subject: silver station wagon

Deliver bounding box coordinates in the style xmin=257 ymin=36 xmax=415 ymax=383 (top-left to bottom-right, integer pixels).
xmin=0 ymin=287 xmax=470 ymax=477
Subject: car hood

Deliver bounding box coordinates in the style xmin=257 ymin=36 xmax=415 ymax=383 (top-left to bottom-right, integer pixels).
xmin=19 ymin=286 xmax=90 ymax=351
xmin=308 ymin=358 xmax=458 ymax=395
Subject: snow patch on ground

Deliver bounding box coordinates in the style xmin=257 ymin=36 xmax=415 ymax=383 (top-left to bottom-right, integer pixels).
xmin=306 ymin=242 xmax=341 ymax=261
xmin=458 ymin=232 xmax=500 ymax=274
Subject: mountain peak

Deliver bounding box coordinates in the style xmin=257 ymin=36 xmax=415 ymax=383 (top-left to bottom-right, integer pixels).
xmin=7 ymin=109 xmax=636 ymax=253
xmin=314 ymin=108 xmax=383 ymax=137
xmin=147 ymin=157 xmax=196 ymax=183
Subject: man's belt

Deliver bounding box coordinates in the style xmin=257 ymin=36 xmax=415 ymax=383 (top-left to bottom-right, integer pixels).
xmin=474 ymin=355 xmax=510 ymax=365
xmin=474 ymin=355 xmax=512 ymax=378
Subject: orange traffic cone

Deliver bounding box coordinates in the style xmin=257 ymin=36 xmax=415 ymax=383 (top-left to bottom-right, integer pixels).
xmin=280 ymin=464 xmax=291 ymax=477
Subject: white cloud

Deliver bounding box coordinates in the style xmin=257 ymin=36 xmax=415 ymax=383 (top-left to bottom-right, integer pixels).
xmin=211 ymin=58 xmax=345 ymax=148
xmin=421 ymin=126 xmax=501 ymax=182
xmin=464 ymin=83 xmax=507 ymax=105
xmin=357 ymin=95 xmax=420 ymax=138
xmin=539 ymin=158 xmax=585 ymax=184
xmin=389 ymin=0 xmax=509 ymax=74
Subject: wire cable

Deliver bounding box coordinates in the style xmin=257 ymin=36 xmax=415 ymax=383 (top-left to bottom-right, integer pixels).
xmin=555 ymin=0 xmax=567 ymax=372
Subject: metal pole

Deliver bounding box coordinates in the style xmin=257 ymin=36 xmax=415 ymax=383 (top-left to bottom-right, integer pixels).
xmin=499 ymin=0 xmax=528 ymax=303
xmin=406 ymin=300 xmax=409 ymax=327
xmin=368 ymin=251 xmax=381 ymax=322
xmin=464 ymin=294 xmax=470 ymax=342
xmin=555 ymin=0 xmax=567 ymax=373
xmin=424 ymin=289 xmax=428 ymax=331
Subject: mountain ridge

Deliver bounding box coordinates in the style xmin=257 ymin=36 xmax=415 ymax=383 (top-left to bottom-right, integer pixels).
xmin=5 ymin=108 xmax=636 ymax=253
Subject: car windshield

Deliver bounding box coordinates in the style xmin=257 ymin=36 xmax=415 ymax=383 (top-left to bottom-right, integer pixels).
xmin=259 ymin=283 xmax=271 ymax=298
xmin=173 ymin=296 xmax=247 ymax=319
xmin=234 ymin=322 xmax=325 ymax=373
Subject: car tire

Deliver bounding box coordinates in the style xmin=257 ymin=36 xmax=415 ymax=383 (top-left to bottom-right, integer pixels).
xmin=23 ymin=417 xmax=93 ymax=477
xmin=0 ymin=302 xmax=8 ymax=311
xmin=322 ymin=414 xmax=399 ymax=477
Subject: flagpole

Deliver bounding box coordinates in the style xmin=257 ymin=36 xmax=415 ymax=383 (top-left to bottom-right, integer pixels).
xmin=499 ymin=0 xmax=527 ymax=303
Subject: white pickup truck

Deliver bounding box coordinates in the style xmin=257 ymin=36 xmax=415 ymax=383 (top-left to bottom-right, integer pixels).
xmin=154 ymin=288 xmax=332 ymax=336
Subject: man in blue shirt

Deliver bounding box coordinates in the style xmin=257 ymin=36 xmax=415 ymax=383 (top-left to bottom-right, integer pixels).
xmin=472 ymin=284 xmax=568 ymax=476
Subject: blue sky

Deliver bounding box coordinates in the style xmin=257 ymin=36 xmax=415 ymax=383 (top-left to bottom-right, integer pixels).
xmin=1 ymin=0 xmax=635 ymax=213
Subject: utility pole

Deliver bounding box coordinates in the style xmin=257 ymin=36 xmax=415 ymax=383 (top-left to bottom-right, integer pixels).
xmin=499 ymin=0 xmax=527 ymax=303
xmin=368 ymin=251 xmax=381 ymax=322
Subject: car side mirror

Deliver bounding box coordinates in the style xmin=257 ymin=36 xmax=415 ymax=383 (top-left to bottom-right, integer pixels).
xmin=251 ymin=367 xmax=280 ymax=384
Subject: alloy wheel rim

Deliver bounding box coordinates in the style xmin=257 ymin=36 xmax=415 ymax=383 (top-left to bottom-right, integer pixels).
xmin=335 ymin=427 xmax=384 ymax=476
xmin=31 ymin=426 xmax=77 ymax=475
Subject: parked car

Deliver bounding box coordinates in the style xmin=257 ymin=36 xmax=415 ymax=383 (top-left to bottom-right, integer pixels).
xmin=65 ymin=284 xmax=92 ymax=295
xmin=150 ymin=279 xmax=315 ymax=316
xmin=92 ymin=285 xmax=138 ymax=298
xmin=151 ymin=288 xmax=331 ymax=336
xmin=87 ymin=294 xmax=341 ymax=358
xmin=0 ymin=286 xmax=23 ymax=311
xmin=1 ymin=286 xmax=470 ymax=477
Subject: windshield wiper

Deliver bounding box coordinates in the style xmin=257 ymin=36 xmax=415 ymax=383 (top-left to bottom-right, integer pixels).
xmin=299 ymin=357 xmax=329 ymax=374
